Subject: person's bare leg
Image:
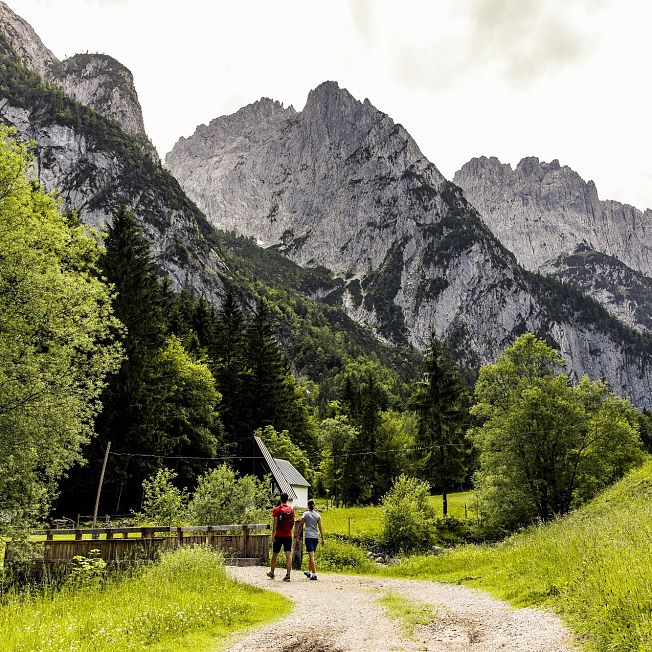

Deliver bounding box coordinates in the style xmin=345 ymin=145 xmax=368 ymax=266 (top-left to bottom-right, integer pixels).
xmin=269 ymin=552 xmax=278 ymax=575
xmin=285 ymin=550 xmax=292 ymax=577
xmin=308 ymin=551 xmax=316 ymax=574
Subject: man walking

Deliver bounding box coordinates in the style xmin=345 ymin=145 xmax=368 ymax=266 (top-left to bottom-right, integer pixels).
xmin=267 ymin=492 xmax=294 ymax=582
xmin=295 ymin=499 xmax=325 ymax=580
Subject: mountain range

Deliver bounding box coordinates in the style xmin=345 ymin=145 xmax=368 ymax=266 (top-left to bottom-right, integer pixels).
xmin=1 ymin=1 xmax=651 ymax=406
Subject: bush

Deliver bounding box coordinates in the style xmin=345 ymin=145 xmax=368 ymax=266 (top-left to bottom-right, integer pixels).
xmin=319 ymin=539 xmax=375 ymax=573
xmin=134 ymin=468 xmax=187 ymax=525
xmin=381 ymin=475 xmax=437 ymax=554
xmin=187 ymin=464 xmax=273 ymax=525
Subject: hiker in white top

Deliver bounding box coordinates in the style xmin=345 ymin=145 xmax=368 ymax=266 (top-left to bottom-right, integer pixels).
xmin=295 ymin=498 xmax=325 ymax=580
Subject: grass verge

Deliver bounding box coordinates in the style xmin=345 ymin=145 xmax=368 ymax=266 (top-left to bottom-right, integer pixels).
xmin=1 ymin=546 xmax=290 ymax=651
xmin=381 ymin=460 xmax=652 ymax=651
xmin=377 ymin=592 xmax=438 ymax=641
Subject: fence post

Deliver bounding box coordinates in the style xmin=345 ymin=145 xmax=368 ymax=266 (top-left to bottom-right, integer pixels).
xmin=292 ymin=521 xmax=303 ymax=570
xmin=242 ymin=525 xmax=249 ymax=557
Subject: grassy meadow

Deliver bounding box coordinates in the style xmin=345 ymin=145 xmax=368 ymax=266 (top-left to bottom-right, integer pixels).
xmin=0 ymin=546 xmax=289 ymax=652
xmin=318 ymin=490 xmax=475 ymax=542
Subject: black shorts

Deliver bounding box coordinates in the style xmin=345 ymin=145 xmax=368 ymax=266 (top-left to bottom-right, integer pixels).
xmin=273 ymin=536 xmax=293 ymax=553
xmin=305 ymin=537 xmax=319 ymax=553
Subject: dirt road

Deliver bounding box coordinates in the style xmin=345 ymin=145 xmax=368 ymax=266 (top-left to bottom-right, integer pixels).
xmin=223 ymin=566 xmax=576 ymax=652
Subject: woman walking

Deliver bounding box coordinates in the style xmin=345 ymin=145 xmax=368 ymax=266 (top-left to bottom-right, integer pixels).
xmin=295 ymin=499 xmax=325 ymax=580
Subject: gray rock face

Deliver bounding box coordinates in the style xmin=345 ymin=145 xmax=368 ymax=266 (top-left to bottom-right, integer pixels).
xmin=166 ymin=81 xmax=652 ymax=407
xmin=0 ymin=96 xmax=225 ymax=305
xmin=0 ymin=0 xmax=56 ymax=78
xmin=453 ymin=155 xmax=652 ymax=275
xmin=0 ymin=2 xmax=156 ymax=157
xmin=542 ymin=245 xmax=652 ymax=334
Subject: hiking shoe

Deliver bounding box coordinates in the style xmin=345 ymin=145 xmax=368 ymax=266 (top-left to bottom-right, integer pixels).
xmin=304 ymin=571 xmax=311 ymax=578
xmin=283 ymin=574 xmax=291 ymax=582
xmin=310 ymin=574 xmax=318 ymax=581
xmin=266 ymin=571 xmax=274 ymax=579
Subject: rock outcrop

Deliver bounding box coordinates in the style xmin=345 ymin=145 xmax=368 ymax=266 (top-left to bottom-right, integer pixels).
xmin=0 ymin=39 xmax=225 ymax=304
xmin=0 ymin=1 xmax=156 ymax=158
xmin=453 ymin=155 xmax=652 ymax=275
xmin=166 ymin=81 xmax=652 ymax=406
xmin=542 ymin=245 xmax=652 ymax=334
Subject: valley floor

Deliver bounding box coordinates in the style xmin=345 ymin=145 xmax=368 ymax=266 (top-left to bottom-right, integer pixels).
xmin=223 ymin=566 xmax=576 ymax=652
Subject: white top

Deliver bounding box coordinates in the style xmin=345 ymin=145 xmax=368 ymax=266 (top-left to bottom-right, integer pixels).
xmin=301 ymin=510 xmax=321 ymax=539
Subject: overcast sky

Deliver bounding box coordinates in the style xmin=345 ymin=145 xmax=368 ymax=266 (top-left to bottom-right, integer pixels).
xmin=9 ymin=0 xmax=652 ymax=210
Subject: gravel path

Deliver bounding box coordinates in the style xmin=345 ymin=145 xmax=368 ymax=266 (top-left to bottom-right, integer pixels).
xmin=224 ymin=566 xmax=577 ymax=652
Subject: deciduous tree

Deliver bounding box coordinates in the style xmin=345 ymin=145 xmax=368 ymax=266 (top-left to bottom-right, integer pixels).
xmin=471 ymin=333 xmax=645 ymax=531
xmin=0 ymin=128 xmax=123 ymax=534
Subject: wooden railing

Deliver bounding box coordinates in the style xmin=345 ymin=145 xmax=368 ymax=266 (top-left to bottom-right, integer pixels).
xmin=6 ymin=524 xmax=271 ymax=573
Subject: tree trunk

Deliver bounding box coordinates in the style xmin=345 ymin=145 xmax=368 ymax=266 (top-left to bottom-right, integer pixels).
xmin=442 ymin=484 xmax=448 ymax=518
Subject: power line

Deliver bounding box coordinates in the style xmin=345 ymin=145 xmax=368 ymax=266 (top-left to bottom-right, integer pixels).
xmin=108 ymin=443 xmax=460 ymax=463
xmin=109 ymin=451 xmax=261 ymax=461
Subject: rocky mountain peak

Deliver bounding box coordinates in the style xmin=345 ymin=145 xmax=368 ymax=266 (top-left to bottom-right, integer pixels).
xmin=52 ymin=53 xmax=149 ymax=139
xmin=0 ymin=2 xmax=156 ymax=157
xmin=0 ymin=0 xmax=56 ymax=78
xmin=452 ymin=154 xmax=652 ymax=271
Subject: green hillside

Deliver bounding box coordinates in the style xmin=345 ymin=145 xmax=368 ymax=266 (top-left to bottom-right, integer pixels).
xmin=388 ymin=459 xmax=652 ymax=650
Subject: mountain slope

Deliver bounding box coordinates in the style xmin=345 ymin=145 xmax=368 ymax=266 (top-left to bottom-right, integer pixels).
xmin=542 ymin=245 xmax=652 ymax=334
xmin=166 ymin=81 xmax=652 ymax=407
xmin=0 ymin=31 xmax=421 ymax=393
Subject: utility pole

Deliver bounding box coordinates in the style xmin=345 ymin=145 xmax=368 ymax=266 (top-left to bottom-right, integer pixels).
xmin=92 ymin=441 xmax=111 ymax=529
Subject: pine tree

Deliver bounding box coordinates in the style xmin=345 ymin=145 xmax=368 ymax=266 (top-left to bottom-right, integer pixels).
xmin=410 ymin=333 xmax=468 ymax=517
xmin=212 ymin=286 xmax=249 ymax=457
xmin=339 ymin=362 xmax=392 ymax=504
xmin=58 ymin=207 xmax=171 ymax=514
xmin=243 ymin=298 xmax=287 ymax=435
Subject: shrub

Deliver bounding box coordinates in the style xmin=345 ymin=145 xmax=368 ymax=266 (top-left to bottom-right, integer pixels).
xmin=381 ymin=475 xmax=437 ymax=554
xmin=187 ymin=464 xmax=273 ymax=525
xmin=134 ymin=468 xmax=187 ymax=525
xmin=319 ymin=539 xmax=375 ymax=573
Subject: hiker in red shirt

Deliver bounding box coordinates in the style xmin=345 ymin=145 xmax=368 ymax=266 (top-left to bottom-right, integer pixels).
xmin=267 ymin=492 xmax=295 ymax=581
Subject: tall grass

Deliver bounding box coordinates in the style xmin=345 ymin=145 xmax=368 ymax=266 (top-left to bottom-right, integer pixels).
xmin=0 ymin=546 xmax=290 ymax=651
xmin=384 ymin=461 xmax=652 ymax=651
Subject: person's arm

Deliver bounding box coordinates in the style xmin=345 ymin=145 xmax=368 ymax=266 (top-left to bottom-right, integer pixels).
xmin=318 ymin=516 xmax=325 ymax=544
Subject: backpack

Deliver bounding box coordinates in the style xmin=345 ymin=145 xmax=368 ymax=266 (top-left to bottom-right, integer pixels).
xmin=277 ymin=505 xmax=294 ymax=526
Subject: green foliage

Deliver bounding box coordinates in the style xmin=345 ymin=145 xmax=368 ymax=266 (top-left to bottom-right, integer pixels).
xmin=59 ymin=208 xmax=222 ymax=514
xmin=146 ymin=336 xmax=221 ymax=477
xmin=1 ymin=546 xmax=290 ymax=651
xmin=135 ymin=468 xmax=187 ymax=526
xmin=186 ymin=464 xmax=273 ymax=525
xmin=318 ymin=538 xmax=375 ymax=573
xmin=383 ymin=460 xmax=652 ymax=652
xmin=317 ymin=416 xmax=358 ymax=504
xmin=410 ymin=333 xmax=469 ymax=516
xmin=471 ymin=333 xmax=646 ymax=532
xmin=67 ymin=549 xmax=107 ymax=588
xmin=339 ymin=360 xmax=398 ymax=504
xmin=0 ymin=127 xmax=123 ymax=534
xmin=256 ymin=425 xmax=312 ymax=483
xmin=381 ymin=475 xmax=437 ymax=554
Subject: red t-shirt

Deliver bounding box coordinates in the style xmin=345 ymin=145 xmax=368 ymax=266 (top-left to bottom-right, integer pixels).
xmin=272 ymin=504 xmax=294 ymax=537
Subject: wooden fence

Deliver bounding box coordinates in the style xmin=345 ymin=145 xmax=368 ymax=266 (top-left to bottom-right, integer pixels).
xmin=4 ymin=524 xmax=270 ymax=575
